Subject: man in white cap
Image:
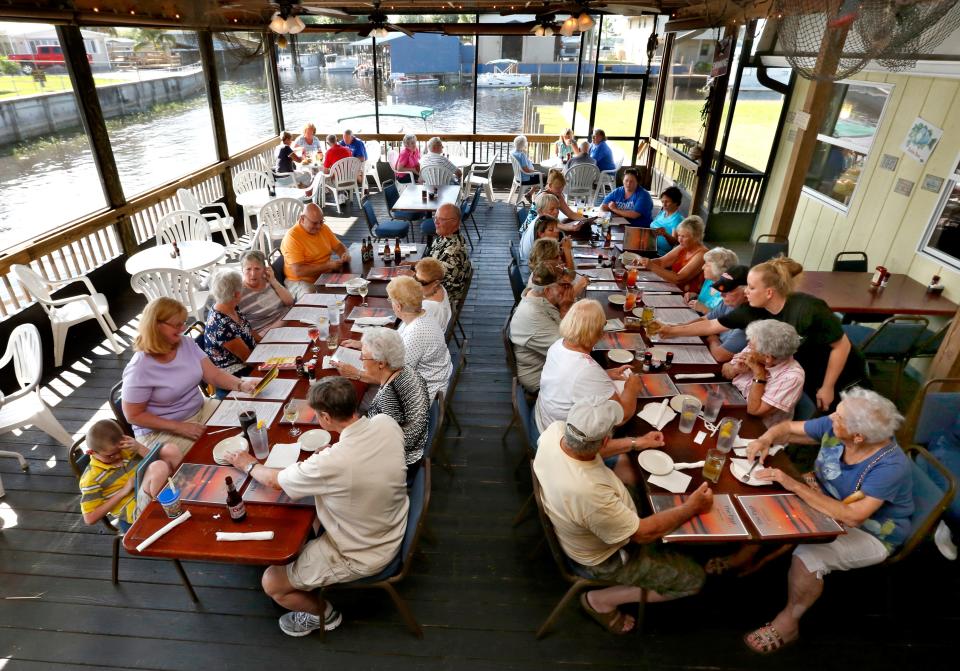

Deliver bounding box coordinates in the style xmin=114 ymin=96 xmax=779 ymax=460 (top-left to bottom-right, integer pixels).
xmin=534 ymin=399 xmax=713 ymax=634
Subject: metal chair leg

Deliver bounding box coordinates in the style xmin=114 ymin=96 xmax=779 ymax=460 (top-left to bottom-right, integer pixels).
xmin=446 ymin=405 xmax=462 ymax=436
xmin=501 ymin=411 xmax=518 ymax=444
xmin=172 ymin=559 xmax=199 ymax=603
xmin=382 ymin=583 xmax=424 ymax=638
xmin=512 ymin=493 xmax=533 ymax=527
xmin=536 ymin=581 xmax=588 ymax=639
xmin=111 ymin=535 xmax=121 ymax=584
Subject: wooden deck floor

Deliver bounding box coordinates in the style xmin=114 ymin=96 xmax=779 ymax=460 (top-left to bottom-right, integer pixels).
xmin=0 ymin=194 xmax=956 ymax=670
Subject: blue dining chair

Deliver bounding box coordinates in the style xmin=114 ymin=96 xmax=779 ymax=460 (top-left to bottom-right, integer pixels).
xmin=844 ymin=315 xmax=929 ymax=399
xmin=383 ymin=179 xmax=424 ymax=223
xmin=361 ymin=198 xmax=410 ymax=242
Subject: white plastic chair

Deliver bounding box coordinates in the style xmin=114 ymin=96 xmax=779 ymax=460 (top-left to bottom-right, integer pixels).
xmin=130 ymin=268 xmax=209 ymax=323
xmin=10 ymin=264 xmax=121 ymax=368
xmin=421 ymin=164 xmax=456 ymax=187
xmin=594 ymin=146 xmax=624 ymax=203
xmin=0 ymin=324 xmax=74 ymax=459
xmin=247 ymin=225 xmax=280 ymax=262
xmin=564 ymin=163 xmax=600 ymax=204
xmin=508 ymin=155 xmax=544 ymax=205
xmin=259 ymin=197 xmax=304 ymax=244
xmin=322 ymin=157 xmax=363 ymax=214
xmin=177 ymin=188 xmax=238 ymax=245
xmin=362 ymin=140 xmax=383 ymax=195
xmin=467 ymin=158 xmax=496 ymax=205
xmin=234 ymin=169 xmax=273 ymax=233
xmin=155 ymin=211 xmax=213 ymax=247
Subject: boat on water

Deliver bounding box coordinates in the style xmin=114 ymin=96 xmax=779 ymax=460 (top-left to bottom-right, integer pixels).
xmin=324 ymin=53 xmax=358 ymax=72
xmin=389 ymin=73 xmax=440 ymax=87
xmin=337 ymin=104 xmax=435 ymax=132
xmin=477 ymin=59 xmax=531 ymax=88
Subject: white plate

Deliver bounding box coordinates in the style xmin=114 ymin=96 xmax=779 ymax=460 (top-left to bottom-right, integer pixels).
xmin=608 ymin=349 xmax=634 ymax=364
xmin=607 ymin=294 xmax=626 ymax=306
xmin=632 ymin=307 xmax=647 ymax=318
xmin=299 ymin=429 xmax=331 ymax=452
xmin=638 ymin=449 xmax=674 ymax=476
xmin=729 ymin=458 xmax=773 ymax=487
xmin=620 ymin=251 xmax=641 ymax=266
xmin=669 ymin=394 xmax=701 ymax=413
xmin=213 ymin=435 xmax=248 ymax=465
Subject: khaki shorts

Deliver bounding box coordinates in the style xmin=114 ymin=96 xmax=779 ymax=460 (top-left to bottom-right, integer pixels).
xmin=580 ymin=544 xmax=705 ymax=600
xmin=286 ymin=534 xmax=374 ymax=591
xmin=137 ymin=397 xmax=220 ymax=456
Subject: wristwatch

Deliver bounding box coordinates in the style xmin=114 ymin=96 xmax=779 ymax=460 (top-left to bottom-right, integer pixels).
xmin=630 ymin=438 xmax=637 ymax=450
xmin=245 ymin=462 xmax=257 ymax=476
xmin=753 ymin=377 xmax=767 ymax=384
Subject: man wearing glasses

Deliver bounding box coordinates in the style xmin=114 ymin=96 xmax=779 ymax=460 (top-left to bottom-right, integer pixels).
xmin=423 ymin=203 xmax=471 ymax=300
xmin=280 ymin=203 xmax=351 ymax=299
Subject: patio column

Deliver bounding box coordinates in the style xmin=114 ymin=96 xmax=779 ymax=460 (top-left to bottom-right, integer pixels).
xmin=197 ymin=31 xmax=237 ymax=219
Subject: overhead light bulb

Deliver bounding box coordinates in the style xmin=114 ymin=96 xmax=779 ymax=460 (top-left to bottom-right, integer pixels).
xmin=277 ymin=35 xmax=288 ymax=49
xmin=372 ymin=27 xmax=389 ymax=38
xmin=295 ymin=16 xmax=306 ymax=32
xmin=561 ymin=17 xmax=578 ymax=36
xmin=578 ymin=12 xmax=594 ymax=31
xmin=285 ymin=15 xmax=304 ymax=34
xmin=533 ymin=25 xmax=545 ymax=36
xmin=269 ymin=13 xmax=287 ymax=33
xmin=543 ymin=25 xmax=555 ymax=37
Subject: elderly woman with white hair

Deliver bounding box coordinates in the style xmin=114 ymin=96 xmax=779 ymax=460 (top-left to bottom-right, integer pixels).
xmin=394 ymin=133 xmax=421 ymax=182
xmin=335 ymin=328 xmax=430 ymax=476
xmin=736 ymin=387 xmax=914 ymax=653
xmin=689 ymin=247 xmax=738 ymax=313
xmin=639 ymin=215 xmax=708 ymax=295
xmin=722 ymin=320 xmax=805 ymax=428
xmin=512 ymin=134 xmax=543 ymax=204
xmin=203 ymin=269 xmax=259 ymax=396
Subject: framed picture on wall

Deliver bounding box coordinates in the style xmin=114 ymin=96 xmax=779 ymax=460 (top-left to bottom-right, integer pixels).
xmin=918 ymin=154 xmax=960 ymax=272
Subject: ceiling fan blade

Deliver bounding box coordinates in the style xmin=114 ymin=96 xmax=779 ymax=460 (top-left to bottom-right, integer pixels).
xmin=386 ymin=22 xmax=416 ymax=38
xmin=299 ymin=5 xmax=351 ymax=17
xmin=357 ymin=25 xmax=374 ymax=38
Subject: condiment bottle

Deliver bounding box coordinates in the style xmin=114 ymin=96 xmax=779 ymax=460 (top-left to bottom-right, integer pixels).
xmin=225 ymin=476 xmax=246 ymax=522
xmin=870 ymin=265 xmax=887 ymax=288
xmin=295 ymin=355 xmax=307 ymax=378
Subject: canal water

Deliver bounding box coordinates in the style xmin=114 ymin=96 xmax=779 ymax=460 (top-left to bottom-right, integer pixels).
xmin=0 ymin=67 xmax=627 ymax=251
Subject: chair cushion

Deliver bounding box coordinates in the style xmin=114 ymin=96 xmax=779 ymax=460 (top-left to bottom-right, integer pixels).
xmin=914 ymin=392 xmax=960 ymax=445
xmin=393 ymin=210 xmax=425 ymax=221
xmin=419 ymin=218 xmax=436 ymax=237
xmin=375 ymin=219 xmax=410 ymax=238
xmin=910 ymin=457 xmax=950 ymax=529
xmin=842 ymin=323 xmax=875 ymax=348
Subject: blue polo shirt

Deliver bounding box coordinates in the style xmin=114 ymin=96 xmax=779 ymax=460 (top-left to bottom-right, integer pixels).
xmin=590 ymin=140 xmax=615 ymax=171
xmin=602 ymin=186 xmax=652 ymax=227
xmin=340 ymin=137 xmax=367 ymax=160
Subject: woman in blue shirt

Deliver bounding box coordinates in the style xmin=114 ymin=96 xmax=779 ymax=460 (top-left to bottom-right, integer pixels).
xmin=600 ymin=168 xmax=652 ymax=227
xmin=650 ymin=186 xmax=685 ymax=256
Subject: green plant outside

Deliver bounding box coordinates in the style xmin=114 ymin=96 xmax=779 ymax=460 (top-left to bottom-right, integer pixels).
xmin=0 ymin=74 xmax=112 ymax=99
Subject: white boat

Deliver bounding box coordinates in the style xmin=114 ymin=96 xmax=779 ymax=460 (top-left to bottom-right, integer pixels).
xmin=389 ymin=73 xmax=440 ymax=87
xmin=324 ymin=53 xmax=358 ymax=72
xmin=476 ymin=59 xmax=531 ymax=88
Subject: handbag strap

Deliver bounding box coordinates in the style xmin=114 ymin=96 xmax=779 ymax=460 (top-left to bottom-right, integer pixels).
xmin=854 ymin=445 xmax=897 ymax=493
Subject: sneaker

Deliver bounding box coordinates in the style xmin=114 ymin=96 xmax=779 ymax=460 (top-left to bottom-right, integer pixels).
xmin=278 ymin=605 xmax=343 ymax=637
xmin=934 ymin=520 xmax=958 ymax=560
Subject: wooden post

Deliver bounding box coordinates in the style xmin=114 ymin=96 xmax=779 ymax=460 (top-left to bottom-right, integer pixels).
xmin=265 ymin=32 xmax=285 ymax=135
xmin=197 ymin=30 xmax=237 ymax=219
xmin=767 ymin=16 xmax=850 ymax=239
xmin=56 ymin=25 xmax=137 ymax=256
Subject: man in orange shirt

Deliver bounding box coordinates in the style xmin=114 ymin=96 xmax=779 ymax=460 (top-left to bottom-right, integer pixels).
xmin=280 ymin=203 xmax=351 ymax=299
xmin=323 ymin=134 xmax=353 ymax=173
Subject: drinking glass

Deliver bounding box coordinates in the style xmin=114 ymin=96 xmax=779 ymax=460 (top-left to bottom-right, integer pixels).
xmin=624 ymin=291 xmax=637 ymax=312
xmin=283 ymin=401 xmax=301 ymax=437
xmin=702 ymin=448 xmax=726 ymax=483
xmin=327 ymin=326 xmax=339 ymax=350
xmin=645 ymin=319 xmax=663 ymax=337
xmin=307 ymin=323 xmax=321 ymax=354
xmin=640 ymin=306 xmax=655 ymax=325
xmin=716 ymin=418 xmax=741 ymax=453
xmin=249 ymin=424 xmax=269 ymax=460
xmin=358 ymin=282 xmax=369 ymax=307
xmin=703 ymin=388 xmax=723 ymax=422
xmin=626 ymin=268 xmax=638 ymax=288
xmin=678 ymin=397 xmax=701 ymax=434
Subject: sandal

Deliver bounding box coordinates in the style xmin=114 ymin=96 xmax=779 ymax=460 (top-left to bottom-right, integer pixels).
xmin=579 ymin=592 xmax=633 ymax=635
xmin=743 ymin=623 xmax=796 ymax=655
xmin=705 ymin=556 xmax=735 ymax=576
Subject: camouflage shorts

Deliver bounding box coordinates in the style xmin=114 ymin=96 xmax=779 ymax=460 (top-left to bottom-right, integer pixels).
xmin=580 ymin=545 xmax=705 ymax=599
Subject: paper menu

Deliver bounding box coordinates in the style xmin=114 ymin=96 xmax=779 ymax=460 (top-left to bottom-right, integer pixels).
xmin=314 ymin=273 xmax=361 ymax=287
xmin=242 ymin=478 xmax=313 ymax=506
xmin=596 ymin=332 xmax=647 ymax=351
xmin=634 ymin=282 xmax=680 ymax=293
xmin=366 ymin=266 xmax=408 ymax=281
xmin=330 ymin=346 xmax=363 ymax=369
xmin=228 ymin=377 xmax=297 ymax=401
xmin=247 ymin=343 xmax=308 ymax=363
xmin=675 ymin=382 xmax=748 ymax=407
xmin=264 ymin=442 xmax=301 ymax=469
xmin=206 ymin=400 xmax=283 ymax=427
xmin=642 ymin=294 xmax=690 ymax=308
xmin=647 ymin=345 xmax=718 ymax=365
xmin=585 ymin=282 xmax=622 ymax=292
xmin=736 ymin=494 xmax=844 ymax=538
xmin=260 ymin=327 xmax=313 ymax=343
xmin=649 ymin=333 xmax=704 ymax=345
xmin=579 ymin=268 xmax=615 ymax=280
xmin=346 ymin=306 xmax=395 ymax=321
xmin=171 ymin=463 xmax=248 ymax=504
xmin=296 ymin=293 xmax=346 ymax=307
xmin=653 ymin=308 xmax=701 ymax=325
xmin=283 ymin=307 xmax=329 ymax=323
xmin=650 ymin=494 xmax=751 ymax=541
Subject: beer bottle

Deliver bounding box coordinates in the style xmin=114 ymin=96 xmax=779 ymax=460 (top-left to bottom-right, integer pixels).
xmin=383 ymin=241 xmax=390 ymax=258
xmin=295 ymin=355 xmax=307 ymax=378
xmin=360 ymin=237 xmax=367 ymax=261
xmin=225 ymin=476 xmax=246 ymax=522
xmin=394 ymin=238 xmax=402 ymax=264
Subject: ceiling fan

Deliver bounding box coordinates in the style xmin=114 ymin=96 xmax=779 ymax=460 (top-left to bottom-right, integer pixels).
xmin=355 ymin=1 xmax=415 ymax=39
xmin=262 ymin=1 xmax=351 ymax=34
xmin=499 ymin=1 xmax=612 ymax=35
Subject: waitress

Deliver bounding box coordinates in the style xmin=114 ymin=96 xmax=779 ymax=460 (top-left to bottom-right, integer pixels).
xmin=600 ymin=167 xmax=653 ymax=228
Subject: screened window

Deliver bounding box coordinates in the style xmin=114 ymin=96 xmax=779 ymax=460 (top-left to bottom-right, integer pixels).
xmin=918 ymin=156 xmax=960 ymax=272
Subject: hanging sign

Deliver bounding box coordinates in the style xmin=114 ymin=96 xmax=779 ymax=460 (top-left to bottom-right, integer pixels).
xmin=711 ymin=36 xmax=732 ymax=78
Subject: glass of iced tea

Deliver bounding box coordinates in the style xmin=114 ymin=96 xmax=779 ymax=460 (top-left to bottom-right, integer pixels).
xmin=702 ymin=448 xmax=725 ymax=483
xmin=624 ymin=291 xmax=637 ymax=312
xmin=626 ymin=268 xmax=638 ymax=288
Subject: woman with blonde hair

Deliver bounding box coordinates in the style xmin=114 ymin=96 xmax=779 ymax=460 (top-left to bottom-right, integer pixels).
xmin=640 ymin=215 xmax=708 ymax=294
xmin=385 ymin=276 xmax=452 ymax=397
xmin=534 ymin=300 xmax=664 ymax=465
xmin=554 ymin=128 xmax=576 ymax=159
xmin=656 ymin=257 xmax=865 ymax=411
xmin=415 ymin=257 xmax=452 ymax=330
xmin=293 ymin=122 xmax=321 ymax=156
xmin=121 ymin=297 xmax=257 ymax=453
xmin=520 ymin=168 xmax=585 ymax=233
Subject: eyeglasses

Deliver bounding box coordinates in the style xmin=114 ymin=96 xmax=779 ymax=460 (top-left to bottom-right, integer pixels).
xmin=415 ymin=276 xmax=433 ymax=286
xmin=162 ymin=320 xmax=187 ymax=330
xmin=360 ymin=356 xmax=378 ymax=362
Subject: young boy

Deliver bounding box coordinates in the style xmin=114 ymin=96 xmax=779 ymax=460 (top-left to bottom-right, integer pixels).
xmin=79 ymin=419 xmax=182 ymax=531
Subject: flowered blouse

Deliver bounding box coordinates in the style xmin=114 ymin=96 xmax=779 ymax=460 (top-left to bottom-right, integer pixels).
xmin=203 ymin=308 xmax=256 ymax=374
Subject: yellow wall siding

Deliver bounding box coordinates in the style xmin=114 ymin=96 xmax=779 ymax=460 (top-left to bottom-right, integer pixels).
xmin=756 ymin=71 xmax=960 ymax=304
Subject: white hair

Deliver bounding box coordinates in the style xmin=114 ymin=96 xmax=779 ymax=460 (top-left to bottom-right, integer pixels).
xmin=703 ymin=247 xmax=738 ymax=278
xmin=678 ymin=215 xmax=705 ymax=244
xmin=427 ymin=136 xmax=443 ymax=152
xmin=745 ymin=320 xmax=800 ymax=360
xmin=361 ymin=327 xmax=406 ymax=370
xmin=513 ymin=135 xmax=528 ymax=152
xmin=402 ymin=133 xmax=418 ymax=148
xmin=210 ymin=269 xmax=243 ymax=304
xmin=839 ymin=387 xmax=904 ymax=443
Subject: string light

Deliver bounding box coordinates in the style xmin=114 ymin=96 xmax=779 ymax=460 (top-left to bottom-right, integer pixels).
xmin=92 ymin=7 xmax=99 ymax=12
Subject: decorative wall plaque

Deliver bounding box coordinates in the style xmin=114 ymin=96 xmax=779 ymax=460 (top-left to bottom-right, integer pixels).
xmin=922 ymin=174 xmax=945 ymax=194
xmin=879 ymin=154 xmax=899 ymax=171
xmin=894 ymin=178 xmax=914 ymax=196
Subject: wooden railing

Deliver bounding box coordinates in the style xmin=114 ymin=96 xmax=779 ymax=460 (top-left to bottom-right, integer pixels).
xmin=0 ymin=132 xmax=571 ymax=320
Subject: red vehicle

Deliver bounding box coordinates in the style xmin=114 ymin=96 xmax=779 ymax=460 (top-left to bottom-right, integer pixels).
xmin=6 ymin=45 xmax=91 ymax=71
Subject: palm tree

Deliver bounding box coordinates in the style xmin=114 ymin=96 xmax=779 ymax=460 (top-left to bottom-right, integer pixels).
xmin=133 ymin=29 xmax=177 ymax=53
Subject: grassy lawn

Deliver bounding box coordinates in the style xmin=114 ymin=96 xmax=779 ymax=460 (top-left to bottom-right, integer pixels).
xmin=0 ymin=74 xmax=112 ymax=99
xmin=534 ymin=98 xmax=783 ymax=172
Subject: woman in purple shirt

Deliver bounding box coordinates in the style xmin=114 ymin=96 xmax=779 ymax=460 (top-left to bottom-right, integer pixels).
xmin=121 ymin=297 xmax=257 ymax=454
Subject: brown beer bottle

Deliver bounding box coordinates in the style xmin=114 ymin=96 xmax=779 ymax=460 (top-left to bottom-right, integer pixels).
xmin=225 ymin=476 xmax=246 ymax=522
xmin=394 ymin=238 xmax=402 ymax=264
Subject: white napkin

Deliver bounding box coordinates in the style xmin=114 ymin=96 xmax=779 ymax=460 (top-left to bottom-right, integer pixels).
xmin=648 ymin=470 xmax=692 ymax=494
xmin=693 ymin=431 xmax=707 ymax=445
xmin=673 ymin=373 xmax=715 ymax=380
xmin=734 ymin=444 xmax=784 ymax=458
xmin=135 ymin=510 xmax=192 ymax=553
xmin=215 ymin=531 xmax=275 ymax=541
xmin=264 ymin=442 xmax=301 ymax=469
xmin=673 ymin=461 xmax=705 ymax=470
xmin=354 ymin=316 xmax=394 ymax=326
xmin=605 ymin=318 xmax=625 ymax=332
xmin=637 ymin=401 xmax=676 ymax=430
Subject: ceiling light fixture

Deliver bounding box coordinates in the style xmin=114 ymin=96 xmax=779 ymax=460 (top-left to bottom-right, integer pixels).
xmin=269 ymin=12 xmax=287 ymax=33
xmin=577 ymin=12 xmax=594 ymax=31
xmin=371 ymin=27 xmax=390 ymax=38
xmin=560 ymin=16 xmax=578 ymax=36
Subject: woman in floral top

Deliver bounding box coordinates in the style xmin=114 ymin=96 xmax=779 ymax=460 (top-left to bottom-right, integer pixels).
xmin=203 ymin=270 xmax=258 ymax=396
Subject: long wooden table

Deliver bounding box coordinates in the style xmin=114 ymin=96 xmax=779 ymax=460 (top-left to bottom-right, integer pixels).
xmin=797 ymin=271 xmax=957 ymax=317
xmin=123 ymin=248 xmax=425 ymax=565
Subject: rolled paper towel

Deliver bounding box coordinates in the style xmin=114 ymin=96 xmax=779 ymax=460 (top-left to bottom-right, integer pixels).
xmin=215 ymin=531 xmax=276 ymax=541
xmin=673 ymin=373 xmax=715 ymax=380
xmin=135 ymin=510 xmax=192 ymax=552
xmin=673 ymin=461 xmax=706 ymax=470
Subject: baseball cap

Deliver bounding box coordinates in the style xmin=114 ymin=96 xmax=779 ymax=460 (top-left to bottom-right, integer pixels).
xmin=712 ymin=265 xmax=748 ymax=293
xmin=564 ymin=399 xmax=624 ymax=446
